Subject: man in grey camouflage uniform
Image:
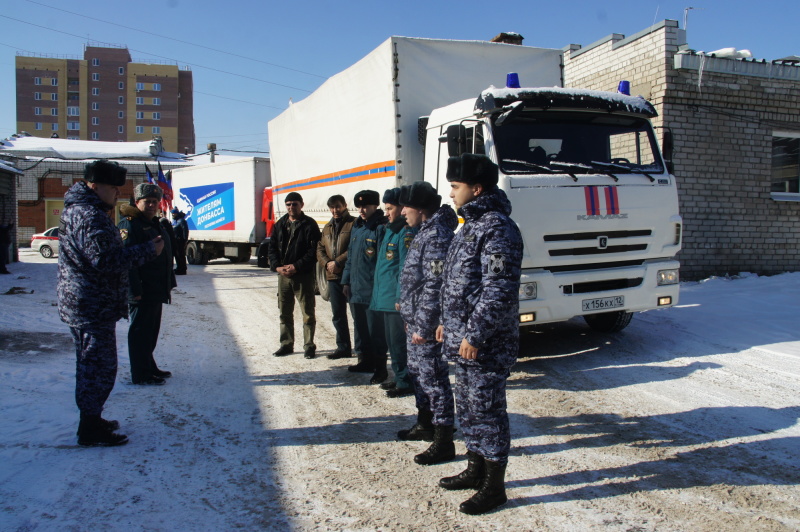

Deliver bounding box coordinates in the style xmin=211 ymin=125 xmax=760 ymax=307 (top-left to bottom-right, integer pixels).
xmin=57 ymin=160 xmax=164 ymax=446
xmin=436 ymin=154 xmax=523 ymax=515
xmin=398 ymin=181 xmax=458 ymax=464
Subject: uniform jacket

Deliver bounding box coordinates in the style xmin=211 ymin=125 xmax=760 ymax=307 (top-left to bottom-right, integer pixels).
xmin=316 ymin=212 xmax=355 ymax=281
xmin=341 ymin=209 xmax=387 ymax=305
xmin=172 ymin=215 xmax=189 ymax=241
xmin=369 ymin=217 xmax=415 ymax=313
xmin=57 ymin=181 xmax=156 ymax=327
xmin=268 ymin=212 xmax=321 ymax=275
xmin=399 ymin=205 xmax=458 ymax=339
xmin=118 ymin=204 xmax=174 ymax=304
xmin=440 ymin=188 xmax=523 ymax=369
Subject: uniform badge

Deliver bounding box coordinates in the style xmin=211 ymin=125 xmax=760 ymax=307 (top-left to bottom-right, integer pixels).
xmin=465 ymin=234 xmax=476 ymax=242
xmin=386 ymin=250 xmax=395 ymax=260
xmin=430 ymin=260 xmax=444 ymax=276
xmin=404 ymin=235 xmax=414 ymax=249
xmin=366 ymin=246 xmax=375 ymax=257
xmin=489 ymin=254 xmax=506 ymax=274
xmin=119 ymin=228 xmax=129 ymax=241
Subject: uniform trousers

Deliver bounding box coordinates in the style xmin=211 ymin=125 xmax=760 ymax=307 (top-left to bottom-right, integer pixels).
xmin=454 ymin=362 xmax=511 ymax=464
xmin=71 ymin=322 xmax=117 ymax=416
xmin=174 ymin=238 xmax=188 ymax=274
xmin=349 ymin=302 xmax=386 ymax=370
xmin=128 ymin=301 xmax=163 ymax=382
xmin=406 ymin=341 xmax=454 ymax=426
xmin=327 ymin=279 xmax=351 ymax=352
xmin=277 ymin=272 xmax=316 ymax=350
xmin=382 ymin=312 xmax=411 ymax=389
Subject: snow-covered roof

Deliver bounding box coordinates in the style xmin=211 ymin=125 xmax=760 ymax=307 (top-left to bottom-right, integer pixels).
xmin=0 ymin=135 xmax=188 ymax=161
xmin=0 ymin=160 xmax=23 ymax=175
xmin=478 ymin=86 xmax=657 ymax=117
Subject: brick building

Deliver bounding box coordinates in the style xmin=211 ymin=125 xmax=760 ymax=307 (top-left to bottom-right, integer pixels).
xmin=16 ymin=44 xmax=195 ymax=154
xmin=563 ymin=20 xmax=800 ymax=280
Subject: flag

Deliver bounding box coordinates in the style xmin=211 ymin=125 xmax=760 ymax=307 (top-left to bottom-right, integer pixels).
xmin=144 ymin=164 xmax=155 ymax=184
xmin=157 ymin=162 xmax=173 ymax=212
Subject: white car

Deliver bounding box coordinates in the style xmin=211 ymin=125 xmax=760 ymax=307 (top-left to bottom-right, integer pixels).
xmin=31 ymin=227 xmax=59 ymax=258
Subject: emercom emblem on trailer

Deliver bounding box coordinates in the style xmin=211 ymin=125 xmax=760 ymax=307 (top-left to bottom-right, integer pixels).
xmin=578 ymin=186 xmax=628 ymax=221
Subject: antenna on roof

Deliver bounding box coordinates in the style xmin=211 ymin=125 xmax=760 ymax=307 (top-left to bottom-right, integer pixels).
xmin=683 ymin=6 xmax=705 ymax=31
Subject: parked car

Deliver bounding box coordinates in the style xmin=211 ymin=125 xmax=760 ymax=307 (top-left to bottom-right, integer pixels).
xmin=31 ymin=227 xmax=59 ymax=258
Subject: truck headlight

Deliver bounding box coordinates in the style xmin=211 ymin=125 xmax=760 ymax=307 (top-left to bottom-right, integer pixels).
xmin=519 ymin=282 xmax=537 ymax=300
xmin=657 ymin=269 xmax=679 ymax=285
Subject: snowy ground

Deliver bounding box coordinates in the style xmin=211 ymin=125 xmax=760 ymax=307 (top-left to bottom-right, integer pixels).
xmin=1 ymin=249 xmax=798 ymax=531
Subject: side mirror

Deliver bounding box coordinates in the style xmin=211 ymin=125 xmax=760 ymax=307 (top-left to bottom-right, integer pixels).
xmin=444 ymin=124 xmax=467 ymax=157
xmin=662 ymin=128 xmax=674 ymax=174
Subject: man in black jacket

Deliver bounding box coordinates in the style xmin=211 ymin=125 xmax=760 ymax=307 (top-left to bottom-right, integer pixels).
xmin=268 ymin=192 xmax=322 ymax=359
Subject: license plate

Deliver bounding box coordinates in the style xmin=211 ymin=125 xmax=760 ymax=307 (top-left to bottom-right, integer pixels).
xmin=582 ymin=295 xmax=625 ymax=312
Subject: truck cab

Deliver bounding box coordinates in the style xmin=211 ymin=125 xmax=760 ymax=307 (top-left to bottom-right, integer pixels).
xmin=425 ymin=87 xmax=682 ymax=332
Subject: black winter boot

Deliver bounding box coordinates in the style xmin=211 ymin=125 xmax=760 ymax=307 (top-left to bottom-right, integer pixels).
xmin=75 ymin=417 xmax=119 ymax=435
xmin=77 ymin=414 xmax=129 ymax=447
xmin=459 ymin=460 xmax=507 ymax=515
xmin=397 ymin=409 xmax=434 ymax=442
xmin=439 ymin=450 xmax=485 ymax=490
xmin=414 ymin=425 xmax=455 ymax=465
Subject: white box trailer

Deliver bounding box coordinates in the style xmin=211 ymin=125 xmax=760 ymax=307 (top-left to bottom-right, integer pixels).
xmin=268 ymin=37 xmax=562 ymax=220
xmin=268 ymin=37 xmax=681 ymax=333
xmin=170 ymin=157 xmax=272 ymax=264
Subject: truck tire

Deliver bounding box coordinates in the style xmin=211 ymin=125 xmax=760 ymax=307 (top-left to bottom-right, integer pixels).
xmin=583 ymin=311 xmax=633 ymax=333
xmin=256 ymin=240 xmax=270 ymax=268
xmin=186 ymin=242 xmax=201 ymax=265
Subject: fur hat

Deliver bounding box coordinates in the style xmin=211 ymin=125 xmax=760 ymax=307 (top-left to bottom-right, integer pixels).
xmin=84 ymin=159 xmax=127 ymax=187
xmin=284 ymin=192 xmax=303 ymax=204
xmin=134 ymin=183 xmax=163 ymax=201
xmin=446 ymin=153 xmax=498 ymax=189
xmin=353 ymin=190 xmax=380 ymax=207
xmin=382 ymin=187 xmax=402 ymax=206
xmin=398 ymin=181 xmax=441 ymax=211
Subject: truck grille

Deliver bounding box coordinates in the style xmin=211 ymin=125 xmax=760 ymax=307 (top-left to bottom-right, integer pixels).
xmin=563 ymin=277 xmax=643 ymax=294
xmin=545 ymin=229 xmax=651 ymax=257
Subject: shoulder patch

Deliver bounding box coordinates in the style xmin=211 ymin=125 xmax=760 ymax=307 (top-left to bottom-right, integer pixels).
xmin=119 ymin=228 xmax=129 ymax=241
xmin=430 ymin=259 xmax=444 ymax=276
xmin=489 ymin=254 xmax=505 ymax=274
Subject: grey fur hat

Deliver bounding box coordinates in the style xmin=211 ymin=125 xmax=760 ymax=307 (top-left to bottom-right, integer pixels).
xmin=134 ymin=183 xmax=163 ymax=201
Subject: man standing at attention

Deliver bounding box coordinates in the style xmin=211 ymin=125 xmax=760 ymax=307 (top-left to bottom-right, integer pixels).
xmin=317 ymin=194 xmax=355 ymax=360
xmin=268 ymin=192 xmax=322 ymax=359
xmin=397 ymin=181 xmax=458 ymax=461
xmin=341 ymin=190 xmax=388 ymax=382
xmin=171 ymin=207 xmax=189 ymax=275
xmin=436 ymin=154 xmax=523 ymax=515
xmin=119 ymin=184 xmax=175 ymax=385
xmin=58 ymin=160 xmax=164 ymax=446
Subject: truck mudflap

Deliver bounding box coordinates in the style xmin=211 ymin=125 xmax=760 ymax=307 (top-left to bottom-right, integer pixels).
xmin=518 ymin=259 xmax=680 ymax=326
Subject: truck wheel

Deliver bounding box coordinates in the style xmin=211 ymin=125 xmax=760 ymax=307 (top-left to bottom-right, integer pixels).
xmin=583 ymin=311 xmax=633 ymax=333
xmin=186 ymin=242 xmax=202 ymax=265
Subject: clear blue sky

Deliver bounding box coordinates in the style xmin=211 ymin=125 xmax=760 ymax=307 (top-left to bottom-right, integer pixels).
xmin=1 ymin=0 xmax=797 ymax=156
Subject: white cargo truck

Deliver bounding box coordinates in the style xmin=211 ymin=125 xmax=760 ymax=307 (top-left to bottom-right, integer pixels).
xmin=170 ymin=157 xmax=273 ymax=265
xmin=268 ymin=37 xmax=681 ymax=332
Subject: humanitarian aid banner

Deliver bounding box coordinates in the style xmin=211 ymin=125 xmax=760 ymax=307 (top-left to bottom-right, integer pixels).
xmin=179 ymin=182 xmax=236 ymax=231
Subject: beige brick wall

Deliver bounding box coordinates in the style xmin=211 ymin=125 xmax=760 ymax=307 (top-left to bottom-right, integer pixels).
xmin=564 ymin=20 xmax=800 ymax=280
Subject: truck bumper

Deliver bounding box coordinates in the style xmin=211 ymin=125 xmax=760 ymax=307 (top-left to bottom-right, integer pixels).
xmin=518 ymin=259 xmax=680 ymax=326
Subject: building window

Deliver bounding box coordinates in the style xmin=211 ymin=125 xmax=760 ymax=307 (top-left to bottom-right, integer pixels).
xmin=92 ymin=73 xmax=100 ymax=81
xmin=34 ymin=77 xmax=41 ymax=85
xmin=51 ymin=123 xmax=58 ymax=131
xmin=152 ymin=97 xmax=161 ymax=106
xmin=152 ymin=126 xmax=161 ymax=134
xmin=136 ymin=111 xmax=144 ymax=119
xmin=34 ymin=92 xmax=42 ymax=100
xmin=772 ymin=132 xmax=800 ymax=197
xmin=153 ymin=83 xmax=161 ymax=91
xmin=51 ymin=78 xmax=58 ymax=86
xmin=92 ymin=117 xmax=99 ymax=125
xmin=136 ymin=97 xmax=144 ymax=105
xmin=119 ymin=67 xmax=124 ymax=75
xmin=68 ymin=122 xmax=80 ymax=131
xmin=118 ymin=125 xmax=124 ymax=133
xmin=118 ymin=82 xmax=124 ymax=90
xmin=35 ymin=122 xmax=42 ymax=130
xmin=51 ymin=93 xmax=58 ymax=101
xmin=67 ymin=136 xmax=79 ymax=140
xmin=92 ymin=102 xmax=99 ymax=110
xmin=51 ymin=108 xmax=58 ymax=116
xmin=136 ymin=82 xmax=145 ymax=91
xmin=92 ymin=132 xmax=99 ymax=140
xmin=118 ymin=111 xmax=124 ymax=118
xmin=136 ymin=126 xmax=144 ymax=134
xmin=118 ymin=96 xmax=124 ymax=104
xmin=152 ymin=112 xmax=160 ymax=120
xmin=34 ymin=107 xmax=41 ymax=115
xmin=92 ymin=58 xmax=99 ymax=66
xmin=67 ymin=106 xmax=80 ymax=116
xmin=92 ymin=88 xmax=99 ymax=96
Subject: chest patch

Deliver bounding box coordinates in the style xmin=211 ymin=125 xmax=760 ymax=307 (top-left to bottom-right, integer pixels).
xmin=489 ymin=254 xmax=506 ymax=274
xmin=464 ymin=233 xmax=476 ymax=243
xmin=119 ymin=228 xmax=129 ymax=241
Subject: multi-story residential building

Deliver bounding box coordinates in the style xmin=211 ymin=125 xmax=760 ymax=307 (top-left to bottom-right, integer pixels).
xmin=15 ymin=43 xmax=195 ymax=154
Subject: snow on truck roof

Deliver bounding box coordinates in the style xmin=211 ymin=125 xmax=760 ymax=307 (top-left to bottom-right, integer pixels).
xmin=479 ymin=87 xmax=658 ymax=117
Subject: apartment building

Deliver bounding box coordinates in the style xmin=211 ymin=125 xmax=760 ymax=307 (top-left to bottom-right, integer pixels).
xmin=16 ymin=44 xmax=195 ymax=154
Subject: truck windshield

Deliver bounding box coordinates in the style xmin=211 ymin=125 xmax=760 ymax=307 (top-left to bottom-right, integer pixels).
xmin=492 ymin=111 xmax=664 ymax=175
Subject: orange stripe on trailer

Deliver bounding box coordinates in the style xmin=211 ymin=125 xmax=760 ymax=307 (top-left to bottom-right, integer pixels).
xmin=274 ymin=160 xmax=396 ymax=194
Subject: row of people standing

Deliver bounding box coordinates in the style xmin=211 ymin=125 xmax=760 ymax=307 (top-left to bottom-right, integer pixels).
xmin=267 ymin=153 xmax=523 ymax=515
